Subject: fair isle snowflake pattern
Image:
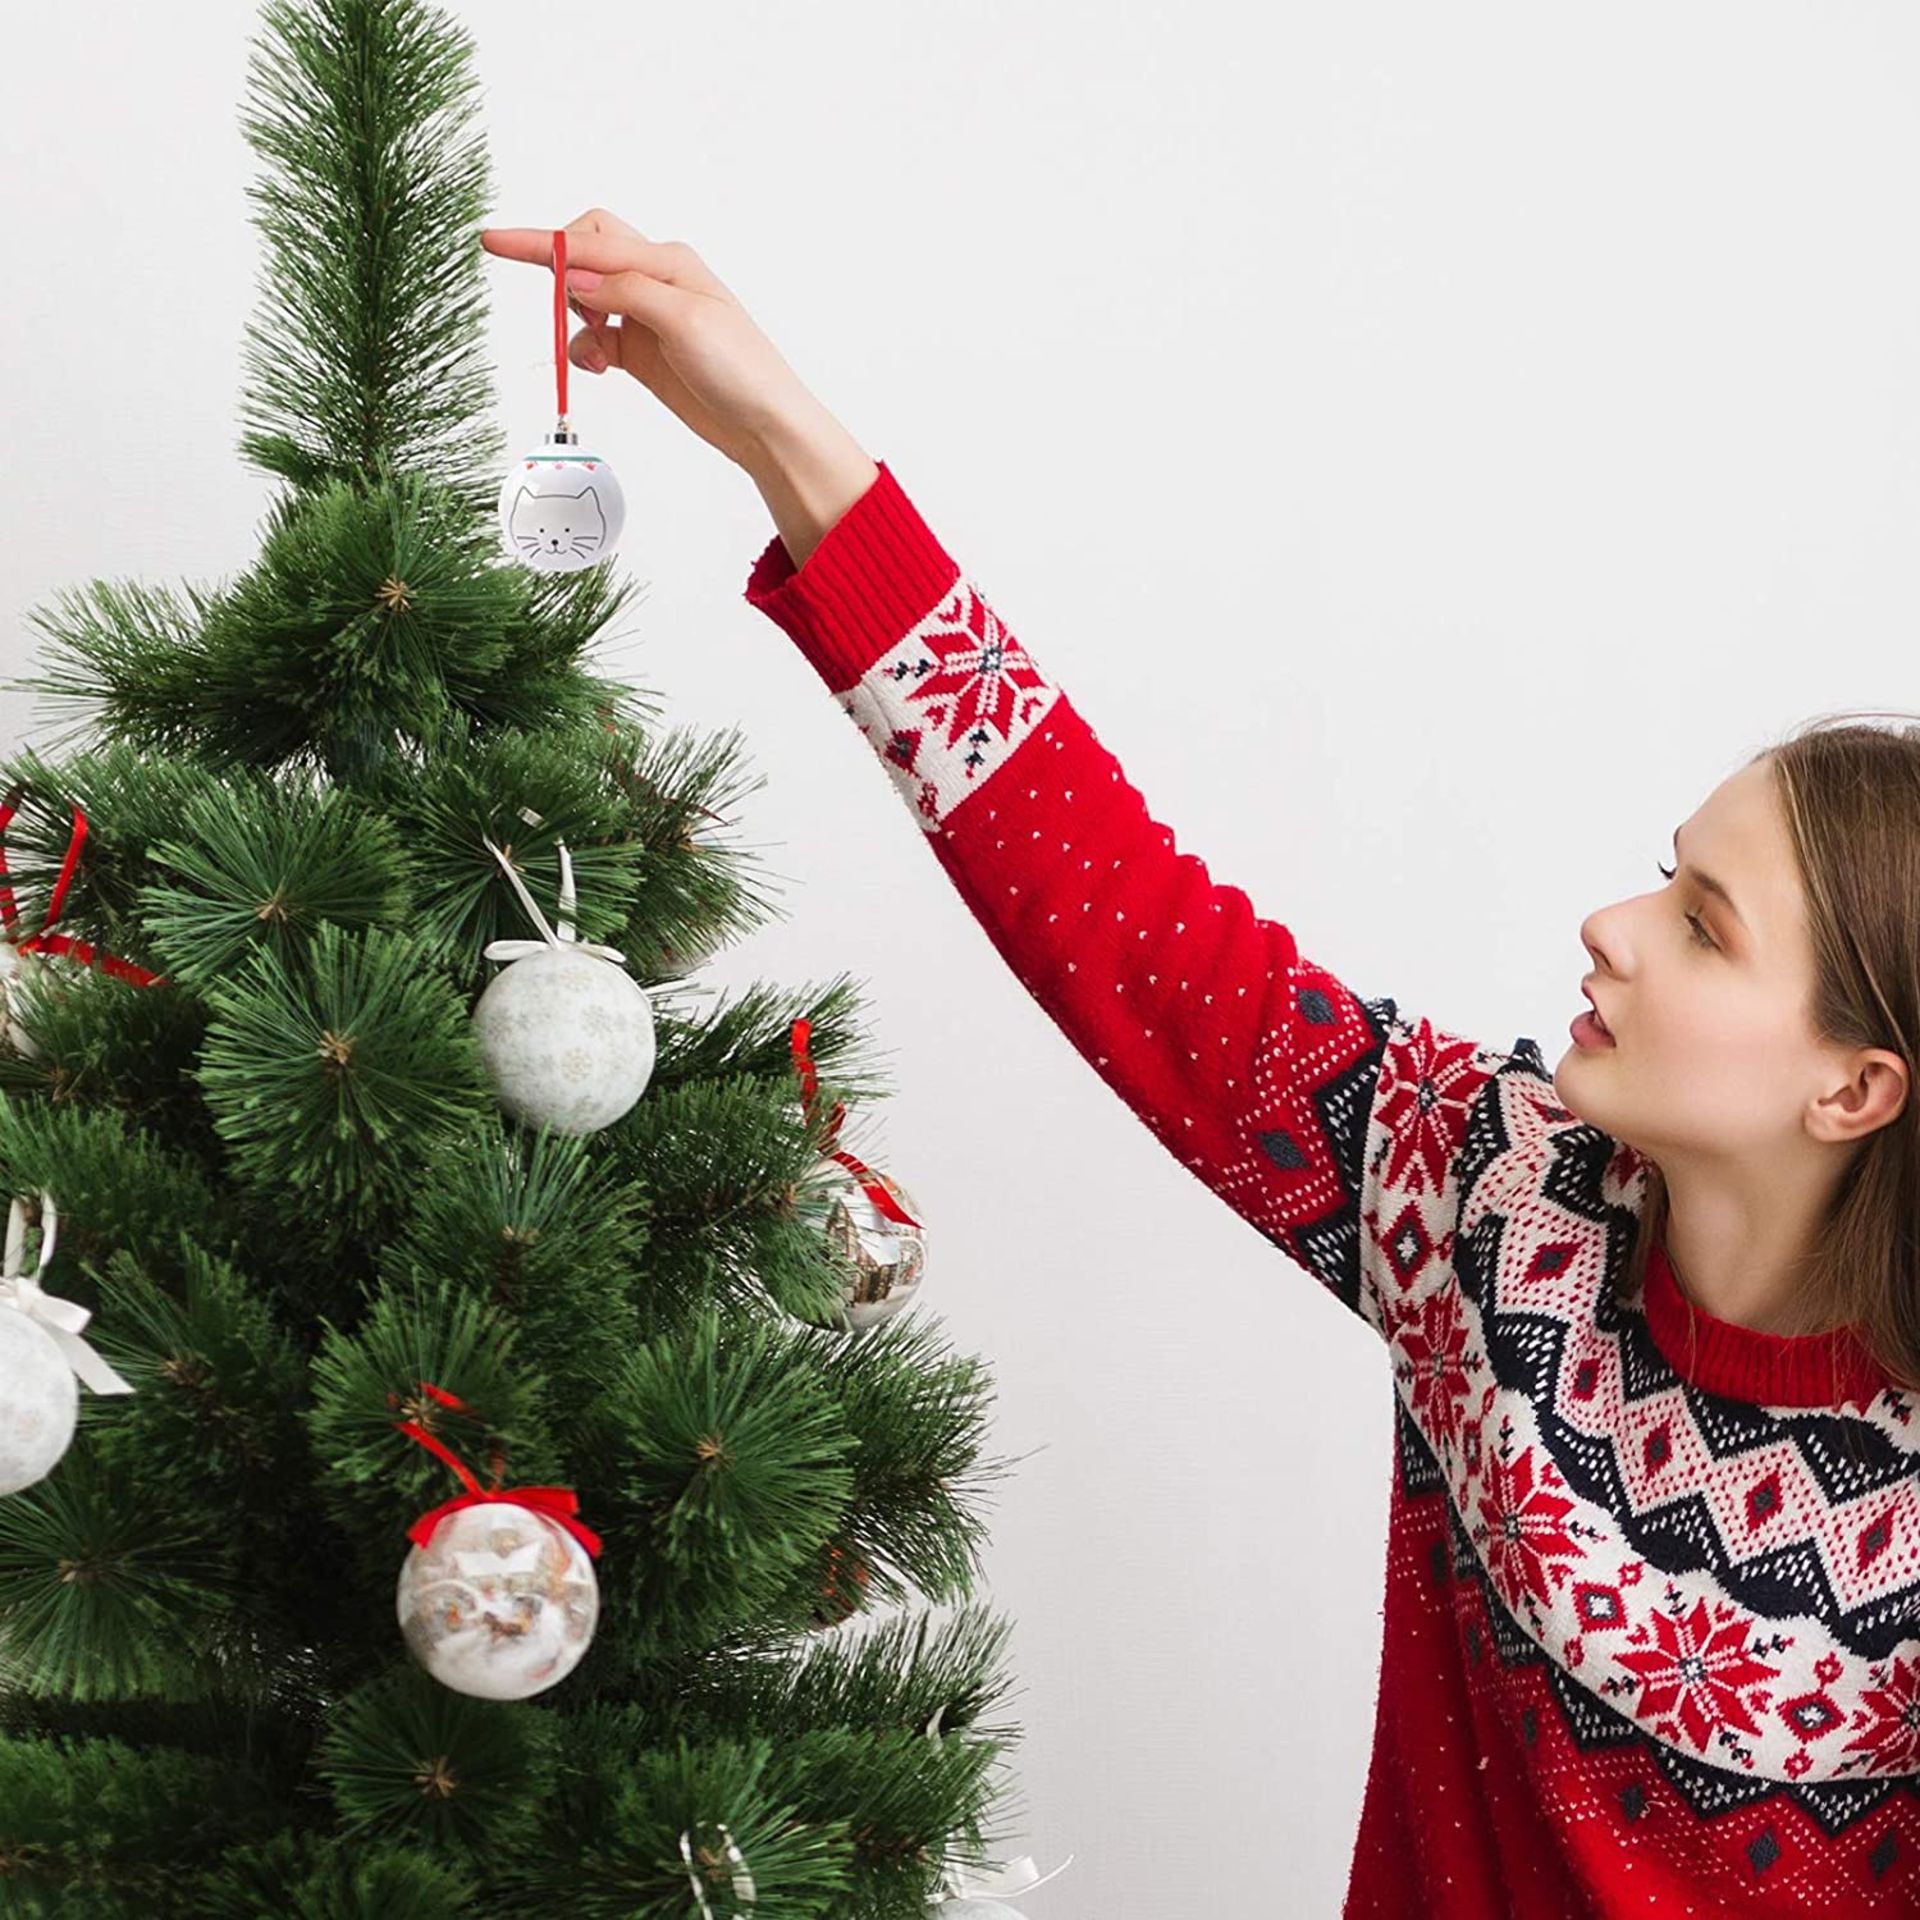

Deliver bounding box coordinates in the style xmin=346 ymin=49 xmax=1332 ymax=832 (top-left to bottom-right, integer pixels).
xmin=837 ymin=575 xmax=1061 ymax=834
xmin=1366 ymin=1048 xmax=1920 ymax=1787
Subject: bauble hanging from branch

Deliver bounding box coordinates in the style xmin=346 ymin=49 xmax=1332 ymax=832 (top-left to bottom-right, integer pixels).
xmin=472 ymin=811 xmax=657 ymax=1136
xmin=391 ymin=1380 xmax=602 ymax=1700
xmin=496 ymin=228 xmax=625 ymax=574
xmin=787 ymin=1017 xmax=927 ymax=1331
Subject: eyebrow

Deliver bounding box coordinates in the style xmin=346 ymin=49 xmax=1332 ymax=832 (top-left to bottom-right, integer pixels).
xmin=1673 ymin=823 xmax=1748 ymax=934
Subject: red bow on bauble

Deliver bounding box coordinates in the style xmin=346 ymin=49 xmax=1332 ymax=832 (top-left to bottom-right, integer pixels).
xmin=392 ymin=1380 xmax=603 ymax=1559
xmin=0 ymin=786 xmax=164 ymax=986
xmin=789 ymin=1017 xmax=921 ymax=1228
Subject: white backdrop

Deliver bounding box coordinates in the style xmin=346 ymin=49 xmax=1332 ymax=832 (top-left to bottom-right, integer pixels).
xmin=7 ymin=5 xmax=1919 ymax=1912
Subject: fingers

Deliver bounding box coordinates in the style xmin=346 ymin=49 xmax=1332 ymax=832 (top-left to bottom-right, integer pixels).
xmin=481 ymin=206 xmax=650 ymax=261
xmin=480 ymin=211 xmax=724 ymax=293
xmin=561 ymin=267 xmax=692 ymax=337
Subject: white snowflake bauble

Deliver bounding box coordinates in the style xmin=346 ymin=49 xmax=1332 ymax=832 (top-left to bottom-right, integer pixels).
xmin=801 ymin=1158 xmax=927 ymax=1331
xmin=472 ymin=943 xmax=656 ymax=1135
xmin=0 ymin=1306 xmax=77 ymax=1497
xmin=0 ymin=942 xmax=46 ymax=1059
xmin=497 ymin=428 xmax=625 ymax=573
xmin=396 ymin=1499 xmax=599 ymax=1700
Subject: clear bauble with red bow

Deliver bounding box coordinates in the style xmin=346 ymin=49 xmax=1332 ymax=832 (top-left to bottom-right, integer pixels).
xmin=794 ymin=1155 xmax=928 ymax=1332
xmin=392 ymin=1382 xmax=603 ymax=1700
xmin=395 ymin=1496 xmax=600 ymax=1700
xmin=784 ymin=1018 xmax=928 ymax=1331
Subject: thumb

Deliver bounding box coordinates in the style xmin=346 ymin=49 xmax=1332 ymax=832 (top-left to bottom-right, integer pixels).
xmin=568 ymin=322 xmax=616 ymax=375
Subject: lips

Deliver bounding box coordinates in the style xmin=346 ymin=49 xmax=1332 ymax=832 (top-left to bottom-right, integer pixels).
xmin=1583 ymin=988 xmax=1613 ymax=1039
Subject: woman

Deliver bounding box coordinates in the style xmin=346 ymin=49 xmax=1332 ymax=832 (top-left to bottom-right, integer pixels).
xmin=480 ymin=209 xmax=1920 ymax=1917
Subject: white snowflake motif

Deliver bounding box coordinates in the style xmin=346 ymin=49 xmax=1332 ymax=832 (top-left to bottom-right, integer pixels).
xmin=841 ymin=574 xmax=1061 ymax=833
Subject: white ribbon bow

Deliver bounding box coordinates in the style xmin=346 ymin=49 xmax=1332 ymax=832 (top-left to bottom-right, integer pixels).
xmin=482 ymin=805 xmax=625 ymax=965
xmin=943 ymin=1854 xmax=1077 ymax=1902
xmin=0 ymin=1192 xmax=135 ymax=1396
xmin=924 ymin=1702 xmax=1075 ymax=1904
xmin=678 ymin=1823 xmax=756 ymax=1917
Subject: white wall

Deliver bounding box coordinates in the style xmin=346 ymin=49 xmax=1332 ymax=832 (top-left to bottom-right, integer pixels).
xmin=7 ymin=4 xmax=1919 ymax=1911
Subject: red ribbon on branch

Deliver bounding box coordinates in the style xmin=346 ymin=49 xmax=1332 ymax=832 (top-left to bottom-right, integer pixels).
xmin=788 ymin=1017 xmax=921 ymax=1228
xmin=392 ymin=1379 xmax=603 ymax=1559
xmin=0 ymin=786 xmax=165 ymax=987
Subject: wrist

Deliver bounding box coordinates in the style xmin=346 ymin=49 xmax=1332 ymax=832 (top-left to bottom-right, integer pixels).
xmin=741 ymin=399 xmax=881 ymax=572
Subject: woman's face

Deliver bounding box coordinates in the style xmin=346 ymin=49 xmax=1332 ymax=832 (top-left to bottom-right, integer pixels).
xmin=1553 ymin=754 xmax=1830 ymax=1163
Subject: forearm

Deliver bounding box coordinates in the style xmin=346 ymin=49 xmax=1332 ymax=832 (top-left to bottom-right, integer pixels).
xmin=740 ymin=396 xmax=881 ymax=572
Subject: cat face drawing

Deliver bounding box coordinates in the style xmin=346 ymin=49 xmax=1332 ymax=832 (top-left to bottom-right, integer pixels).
xmin=506 ymin=482 xmax=608 ymax=564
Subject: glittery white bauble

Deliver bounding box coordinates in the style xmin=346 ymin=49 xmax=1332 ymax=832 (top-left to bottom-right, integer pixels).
xmin=802 ymin=1159 xmax=927 ymax=1331
xmin=932 ymin=1903 xmax=1021 ymax=1918
xmin=0 ymin=943 xmax=46 ymax=1060
xmin=472 ymin=944 xmax=656 ymax=1135
xmin=0 ymin=1307 xmax=78 ymax=1496
xmin=497 ymin=432 xmax=625 ymax=573
xmin=396 ymin=1499 xmax=599 ymax=1700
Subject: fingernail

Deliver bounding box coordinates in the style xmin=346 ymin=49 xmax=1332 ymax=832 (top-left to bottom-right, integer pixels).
xmin=566 ymin=268 xmax=604 ymax=291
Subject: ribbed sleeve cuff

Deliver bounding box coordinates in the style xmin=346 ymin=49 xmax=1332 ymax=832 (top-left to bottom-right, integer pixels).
xmin=742 ymin=460 xmax=961 ymax=692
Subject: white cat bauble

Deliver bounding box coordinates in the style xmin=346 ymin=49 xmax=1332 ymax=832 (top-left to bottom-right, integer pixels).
xmin=497 ymin=425 xmax=625 ymax=573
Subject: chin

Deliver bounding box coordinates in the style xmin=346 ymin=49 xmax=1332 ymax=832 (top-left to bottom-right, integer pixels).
xmin=1550 ymin=1052 xmax=1599 ymax=1123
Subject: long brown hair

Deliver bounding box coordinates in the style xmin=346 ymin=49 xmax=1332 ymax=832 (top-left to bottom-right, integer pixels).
xmin=1609 ymin=711 xmax=1920 ymax=1399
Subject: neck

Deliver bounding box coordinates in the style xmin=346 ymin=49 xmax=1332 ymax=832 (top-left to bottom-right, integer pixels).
xmin=1658 ymin=1154 xmax=1842 ymax=1336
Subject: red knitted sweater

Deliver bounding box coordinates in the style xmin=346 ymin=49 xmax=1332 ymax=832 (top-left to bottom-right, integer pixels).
xmin=743 ymin=460 xmax=1920 ymax=1917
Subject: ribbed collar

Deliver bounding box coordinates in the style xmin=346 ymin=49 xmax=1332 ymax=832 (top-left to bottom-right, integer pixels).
xmin=1642 ymin=1236 xmax=1891 ymax=1409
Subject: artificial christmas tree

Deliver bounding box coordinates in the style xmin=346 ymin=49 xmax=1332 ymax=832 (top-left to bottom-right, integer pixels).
xmin=0 ymin=1 xmax=1034 ymax=1912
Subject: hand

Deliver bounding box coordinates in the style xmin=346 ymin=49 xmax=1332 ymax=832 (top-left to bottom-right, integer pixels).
xmin=479 ymin=209 xmax=822 ymax=472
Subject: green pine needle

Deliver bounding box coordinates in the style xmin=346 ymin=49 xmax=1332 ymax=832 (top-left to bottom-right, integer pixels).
xmin=197 ymin=920 xmax=491 ymax=1232
xmin=318 ymin=1661 xmax=561 ymax=1850
xmin=139 ymin=778 xmax=414 ymax=988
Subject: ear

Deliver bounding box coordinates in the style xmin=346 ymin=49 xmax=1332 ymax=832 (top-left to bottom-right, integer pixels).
xmin=1811 ymin=1047 xmax=1909 ymax=1144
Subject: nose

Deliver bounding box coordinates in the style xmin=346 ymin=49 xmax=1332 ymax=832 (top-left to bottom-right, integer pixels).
xmin=1578 ymin=911 xmax=1613 ymax=982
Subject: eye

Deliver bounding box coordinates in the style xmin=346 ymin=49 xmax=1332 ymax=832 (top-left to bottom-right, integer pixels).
xmin=1655 ymin=862 xmax=1715 ymax=949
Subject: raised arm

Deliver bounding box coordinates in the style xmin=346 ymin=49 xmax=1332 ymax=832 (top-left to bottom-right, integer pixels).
xmin=738 ymin=410 xmax=1518 ymax=1344
xmin=476 ymin=214 xmax=1523 ymax=1347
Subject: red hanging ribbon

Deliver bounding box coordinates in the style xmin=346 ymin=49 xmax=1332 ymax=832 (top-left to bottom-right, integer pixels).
xmin=788 ymin=1017 xmax=921 ymax=1228
xmin=553 ymin=227 xmax=569 ymax=421
xmin=0 ymin=786 xmax=165 ymax=987
xmin=393 ymin=1379 xmax=603 ymax=1559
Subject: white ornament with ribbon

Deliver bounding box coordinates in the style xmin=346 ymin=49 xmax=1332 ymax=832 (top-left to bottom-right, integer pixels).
xmin=679 ymin=1824 xmax=757 ymax=1920
xmin=0 ymin=1192 xmax=136 ymax=1499
xmin=496 ymin=227 xmax=626 ymax=574
xmin=933 ymin=1853 xmax=1076 ymax=1918
xmin=472 ymin=809 xmax=657 ymax=1136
